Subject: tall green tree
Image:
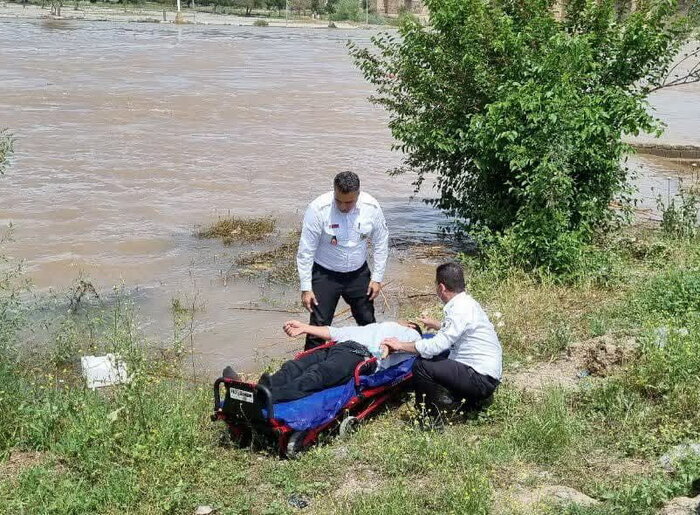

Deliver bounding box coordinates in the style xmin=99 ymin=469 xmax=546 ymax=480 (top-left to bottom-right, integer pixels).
xmin=351 ymin=0 xmax=698 ymax=275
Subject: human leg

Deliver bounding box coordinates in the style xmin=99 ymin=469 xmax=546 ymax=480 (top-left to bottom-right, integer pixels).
xmin=341 ymin=263 xmax=375 ymax=326
xmin=270 ymin=342 xmax=367 ymax=402
xmin=264 ymin=347 xmax=330 ymax=391
xmin=306 ymin=264 xmax=342 ymax=350
xmin=412 ymin=357 xmax=498 ymax=417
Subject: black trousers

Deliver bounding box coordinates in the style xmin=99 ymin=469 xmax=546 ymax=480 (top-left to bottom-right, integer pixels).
xmin=305 ymin=262 xmax=375 ymax=350
xmin=262 ymin=341 xmax=374 ymax=403
xmin=412 ymin=352 xmax=499 ymax=416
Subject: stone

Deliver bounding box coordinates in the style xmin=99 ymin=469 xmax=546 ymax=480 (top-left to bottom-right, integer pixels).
xmin=659 ymin=444 xmax=700 ymax=472
xmin=507 ymin=485 xmax=600 ymax=509
xmin=194 ymin=506 xmax=216 ymax=515
xmin=536 ymin=486 xmax=600 ymax=507
xmin=658 ymin=494 xmax=700 ymax=515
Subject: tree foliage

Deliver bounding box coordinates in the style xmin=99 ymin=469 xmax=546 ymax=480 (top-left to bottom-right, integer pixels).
xmin=0 ymin=130 xmax=13 ymax=176
xmin=350 ymin=0 xmax=695 ymax=275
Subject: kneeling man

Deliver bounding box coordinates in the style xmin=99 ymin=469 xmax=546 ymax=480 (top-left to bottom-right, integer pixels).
xmin=382 ymin=262 xmax=502 ymax=418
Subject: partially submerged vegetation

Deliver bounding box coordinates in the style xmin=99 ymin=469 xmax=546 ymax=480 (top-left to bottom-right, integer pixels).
xmin=234 ymin=230 xmax=300 ymax=284
xmin=197 ymin=216 xmax=276 ymax=245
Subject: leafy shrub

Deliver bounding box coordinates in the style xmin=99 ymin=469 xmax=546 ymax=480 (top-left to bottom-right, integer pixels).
xmin=329 ymin=0 xmax=360 ymax=21
xmin=350 ymin=0 xmax=693 ymax=275
xmin=253 ymin=18 xmax=269 ymax=25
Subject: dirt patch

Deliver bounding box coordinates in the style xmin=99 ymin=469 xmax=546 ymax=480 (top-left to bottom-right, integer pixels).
xmin=568 ymin=334 xmax=638 ymax=377
xmin=0 ymin=450 xmax=48 ymax=480
xmin=507 ymin=334 xmax=637 ymax=392
xmin=506 ymin=359 xmax=582 ymax=392
xmin=333 ymin=464 xmax=384 ymax=499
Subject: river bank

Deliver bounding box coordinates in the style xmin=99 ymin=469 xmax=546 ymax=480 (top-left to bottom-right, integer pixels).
xmin=0 ymin=1 xmax=369 ymax=27
xmin=2 ymin=221 xmax=700 ymax=514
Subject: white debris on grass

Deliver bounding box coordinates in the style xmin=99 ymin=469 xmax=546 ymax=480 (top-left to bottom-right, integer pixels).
xmin=80 ymin=353 xmax=129 ymax=389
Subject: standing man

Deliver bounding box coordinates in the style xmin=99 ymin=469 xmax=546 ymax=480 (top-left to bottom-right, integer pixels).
xmin=297 ymin=171 xmax=389 ymax=350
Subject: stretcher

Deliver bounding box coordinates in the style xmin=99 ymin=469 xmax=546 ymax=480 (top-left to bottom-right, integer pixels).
xmin=212 ymin=341 xmax=416 ymax=458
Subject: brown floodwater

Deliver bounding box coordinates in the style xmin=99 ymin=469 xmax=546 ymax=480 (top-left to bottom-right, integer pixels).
xmin=0 ymin=19 xmax=697 ymax=375
xmin=0 ymin=19 xmax=448 ymax=374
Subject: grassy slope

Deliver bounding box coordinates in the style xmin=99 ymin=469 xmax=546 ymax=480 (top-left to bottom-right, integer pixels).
xmin=1 ymin=226 xmax=700 ymax=514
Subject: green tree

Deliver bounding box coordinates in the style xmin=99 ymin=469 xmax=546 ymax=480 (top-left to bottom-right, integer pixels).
xmin=350 ymin=0 xmax=698 ymax=275
xmin=233 ymin=0 xmax=263 ymax=16
xmin=0 ymin=130 xmax=13 ymax=176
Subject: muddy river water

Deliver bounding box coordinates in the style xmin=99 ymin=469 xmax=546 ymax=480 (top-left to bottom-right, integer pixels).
xmin=0 ymin=19 xmax=698 ymax=374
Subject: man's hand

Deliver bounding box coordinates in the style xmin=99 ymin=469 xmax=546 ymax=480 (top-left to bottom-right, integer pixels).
xmin=301 ymin=290 xmax=318 ymax=313
xmin=419 ymin=316 xmax=442 ymax=331
xmin=367 ymin=280 xmax=382 ymax=301
xmin=283 ymin=320 xmax=308 ymax=338
xmin=381 ymin=337 xmax=402 ymax=351
xmin=380 ymin=343 xmax=390 ymax=359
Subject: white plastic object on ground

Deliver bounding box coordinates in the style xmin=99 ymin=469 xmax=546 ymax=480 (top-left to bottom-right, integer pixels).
xmin=80 ymin=354 xmax=129 ymax=389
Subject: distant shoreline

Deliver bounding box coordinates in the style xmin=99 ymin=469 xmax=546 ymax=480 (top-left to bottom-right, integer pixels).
xmin=0 ymin=1 xmax=368 ymax=28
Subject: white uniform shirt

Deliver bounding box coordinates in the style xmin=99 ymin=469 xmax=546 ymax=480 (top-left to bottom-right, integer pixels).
xmin=415 ymin=292 xmax=502 ymax=380
xmin=328 ymin=322 xmax=419 ymax=370
xmin=297 ymin=191 xmax=389 ymax=292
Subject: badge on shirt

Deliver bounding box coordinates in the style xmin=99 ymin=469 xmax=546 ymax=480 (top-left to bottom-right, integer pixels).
xmin=329 ymin=224 xmax=339 ymax=229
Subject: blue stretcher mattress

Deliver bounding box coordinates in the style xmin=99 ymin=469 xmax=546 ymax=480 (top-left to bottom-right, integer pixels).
xmin=269 ymin=356 xmax=417 ymax=431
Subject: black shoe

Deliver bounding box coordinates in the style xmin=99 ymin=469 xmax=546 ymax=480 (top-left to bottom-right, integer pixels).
xmin=222 ymin=366 xmax=239 ymax=380
xmin=258 ymin=372 xmax=271 ymax=387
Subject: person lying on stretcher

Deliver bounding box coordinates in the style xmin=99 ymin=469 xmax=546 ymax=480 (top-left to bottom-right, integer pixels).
xmin=222 ymin=320 xmax=422 ymax=403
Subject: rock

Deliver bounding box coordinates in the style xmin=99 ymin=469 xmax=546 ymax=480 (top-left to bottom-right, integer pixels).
xmin=658 ymin=494 xmax=700 ymax=515
xmin=660 ymin=444 xmax=700 ymax=472
xmin=536 ymin=486 xmax=600 ymax=507
xmin=507 ymin=485 xmax=600 ymax=509
xmin=287 ymin=494 xmax=309 ymax=509
xmin=194 ymin=506 xmax=216 ymax=515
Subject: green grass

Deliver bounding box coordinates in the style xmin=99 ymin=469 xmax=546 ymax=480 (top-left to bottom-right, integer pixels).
xmin=3 ymin=225 xmax=700 ymax=513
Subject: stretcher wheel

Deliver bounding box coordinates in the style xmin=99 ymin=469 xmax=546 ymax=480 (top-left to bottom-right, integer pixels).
xmin=286 ymin=430 xmax=308 ymax=459
xmin=339 ymin=416 xmax=360 ymax=438
xmin=228 ymin=426 xmax=252 ymax=448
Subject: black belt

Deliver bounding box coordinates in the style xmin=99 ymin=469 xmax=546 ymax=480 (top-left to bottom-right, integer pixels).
xmin=313 ymin=262 xmax=369 ymax=277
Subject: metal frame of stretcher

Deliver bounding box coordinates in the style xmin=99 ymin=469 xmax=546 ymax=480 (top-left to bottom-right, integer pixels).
xmin=211 ymin=341 xmax=413 ymax=458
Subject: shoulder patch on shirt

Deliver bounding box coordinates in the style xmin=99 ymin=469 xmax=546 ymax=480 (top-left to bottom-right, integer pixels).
xmin=358 ymin=192 xmax=381 ymax=209
xmin=310 ymin=191 xmax=334 ymax=210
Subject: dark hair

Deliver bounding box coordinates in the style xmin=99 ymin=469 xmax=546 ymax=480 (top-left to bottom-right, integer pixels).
xmin=436 ymin=262 xmax=465 ymax=293
xmin=407 ymin=321 xmax=423 ymax=337
xmin=333 ymin=171 xmax=360 ymax=194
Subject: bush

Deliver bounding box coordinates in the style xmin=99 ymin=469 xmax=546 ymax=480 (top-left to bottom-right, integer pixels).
xmin=657 ymin=184 xmax=700 ymax=240
xmin=633 ymin=268 xmax=700 ymax=322
xmin=329 ymin=0 xmax=360 ymax=21
xmin=253 ymin=18 xmax=269 ymax=25
xmin=0 ymin=129 xmax=13 ymax=176
xmin=350 ymin=0 xmax=694 ymax=276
